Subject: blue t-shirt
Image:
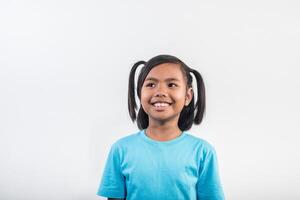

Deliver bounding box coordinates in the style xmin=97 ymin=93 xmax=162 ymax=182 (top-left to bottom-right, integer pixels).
xmin=97 ymin=129 xmax=225 ymax=200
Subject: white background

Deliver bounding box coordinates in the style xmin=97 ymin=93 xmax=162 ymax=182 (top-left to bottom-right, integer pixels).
xmin=1 ymin=0 xmax=300 ymax=200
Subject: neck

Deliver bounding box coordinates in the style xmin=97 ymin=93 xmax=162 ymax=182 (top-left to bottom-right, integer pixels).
xmin=145 ymin=122 xmax=182 ymax=142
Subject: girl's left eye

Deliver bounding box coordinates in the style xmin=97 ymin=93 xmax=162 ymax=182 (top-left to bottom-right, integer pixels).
xmin=169 ymin=83 xmax=177 ymax=87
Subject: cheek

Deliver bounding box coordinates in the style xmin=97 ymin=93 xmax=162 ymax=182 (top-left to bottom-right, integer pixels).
xmin=140 ymin=92 xmax=151 ymax=113
xmin=173 ymin=91 xmax=186 ymax=102
xmin=140 ymin=90 xmax=151 ymax=103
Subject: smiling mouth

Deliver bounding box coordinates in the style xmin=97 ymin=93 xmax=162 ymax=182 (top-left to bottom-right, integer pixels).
xmin=151 ymin=102 xmax=172 ymax=111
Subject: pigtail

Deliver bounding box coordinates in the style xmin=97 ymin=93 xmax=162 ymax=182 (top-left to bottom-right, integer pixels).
xmin=128 ymin=61 xmax=146 ymax=122
xmin=190 ymin=69 xmax=206 ymax=124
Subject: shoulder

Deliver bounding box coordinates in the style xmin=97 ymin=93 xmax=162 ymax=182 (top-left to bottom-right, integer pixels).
xmin=110 ymin=130 xmax=141 ymax=150
xmin=184 ymin=131 xmax=216 ymax=154
xmin=184 ymin=132 xmax=220 ymax=167
xmin=107 ymin=130 xmax=142 ymax=161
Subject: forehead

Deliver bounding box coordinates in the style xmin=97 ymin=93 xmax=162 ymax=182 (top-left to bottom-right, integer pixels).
xmin=145 ymin=63 xmax=185 ymax=81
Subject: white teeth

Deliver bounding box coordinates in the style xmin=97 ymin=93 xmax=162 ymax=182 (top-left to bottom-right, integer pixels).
xmin=154 ymin=103 xmax=169 ymax=107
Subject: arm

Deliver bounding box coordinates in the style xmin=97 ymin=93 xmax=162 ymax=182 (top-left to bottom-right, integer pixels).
xmin=97 ymin=143 xmax=126 ymax=199
xmin=197 ymin=147 xmax=225 ymax=200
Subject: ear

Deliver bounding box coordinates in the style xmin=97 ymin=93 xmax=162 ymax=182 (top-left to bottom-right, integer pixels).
xmin=185 ymin=87 xmax=193 ymax=106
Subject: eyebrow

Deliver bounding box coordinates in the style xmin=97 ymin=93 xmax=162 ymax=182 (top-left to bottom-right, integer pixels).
xmin=145 ymin=77 xmax=181 ymax=82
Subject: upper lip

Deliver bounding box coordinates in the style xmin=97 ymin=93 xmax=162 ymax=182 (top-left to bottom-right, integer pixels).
xmin=151 ymin=100 xmax=172 ymax=105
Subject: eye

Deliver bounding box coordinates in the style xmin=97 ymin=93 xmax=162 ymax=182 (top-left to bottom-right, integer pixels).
xmin=145 ymin=83 xmax=155 ymax=87
xmin=168 ymin=83 xmax=177 ymax=87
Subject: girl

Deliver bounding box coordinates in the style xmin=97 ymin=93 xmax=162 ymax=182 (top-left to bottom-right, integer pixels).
xmin=97 ymin=55 xmax=225 ymax=200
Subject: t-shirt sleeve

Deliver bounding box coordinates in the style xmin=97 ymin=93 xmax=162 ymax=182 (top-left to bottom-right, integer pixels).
xmin=197 ymin=146 xmax=225 ymax=200
xmin=96 ymin=142 xmax=126 ymax=198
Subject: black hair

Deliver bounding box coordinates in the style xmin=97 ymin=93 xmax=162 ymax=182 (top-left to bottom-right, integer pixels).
xmin=128 ymin=54 xmax=205 ymax=131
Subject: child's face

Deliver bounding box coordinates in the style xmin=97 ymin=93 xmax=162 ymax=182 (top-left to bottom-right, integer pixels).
xmin=141 ymin=63 xmax=193 ymax=124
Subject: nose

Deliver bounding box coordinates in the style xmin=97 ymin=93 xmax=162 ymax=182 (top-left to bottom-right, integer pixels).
xmin=154 ymin=91 xmax=166 ymax=97
xmin=154 ymin=84 xmax=167 ymax=97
